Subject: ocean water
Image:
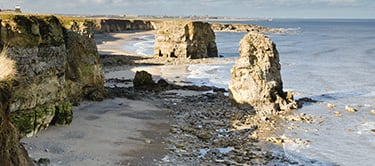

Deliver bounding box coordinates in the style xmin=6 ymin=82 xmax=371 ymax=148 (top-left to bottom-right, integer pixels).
xmin=122 ymin=34 xmax=155 ymax=56
xmin=117 ymin=19 xmax=375 ymax=165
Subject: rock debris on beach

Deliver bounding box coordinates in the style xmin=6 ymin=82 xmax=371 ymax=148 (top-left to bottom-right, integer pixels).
xmin=345 ymin=105 xmax=358 ymax=113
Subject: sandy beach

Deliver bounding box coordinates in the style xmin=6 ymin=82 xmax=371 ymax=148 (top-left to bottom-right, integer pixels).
xmin=21 ymin=31 xmax=171 ymax=165
xmin=22 ymin=97 xmax=170 ymax=165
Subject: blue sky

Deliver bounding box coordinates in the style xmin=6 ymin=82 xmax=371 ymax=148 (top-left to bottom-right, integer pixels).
xmin=1 ymin=0 xmax=374 ymax=18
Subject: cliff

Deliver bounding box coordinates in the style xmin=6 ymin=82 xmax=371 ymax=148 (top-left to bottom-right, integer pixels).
xmin=0 ymin=54 xmax=34 ymax=166
xmin=95 ymin=19 xmax=155 ymax=32
xmin=154 ymin=21 xmax=218 ymax=59
xmin=58 ymin=17 xmax=157 ymax=33
xmin=0 ymin=14 xmax=104 ymax=137
xmin=210 ymin=23 xmax=289 ymax=33
xmin=229 ymin=32 xmax=296 ymax=114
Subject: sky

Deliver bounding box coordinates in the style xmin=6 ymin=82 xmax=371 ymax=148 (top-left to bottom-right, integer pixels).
xmin=1 ymin=0 xmax=374 ymax=18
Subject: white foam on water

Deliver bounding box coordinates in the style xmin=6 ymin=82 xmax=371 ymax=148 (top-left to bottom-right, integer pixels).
xmin=187 ymin=63 xmax=233 ymax=89
xmin=356 ymin=122 xmax=375 ymax=135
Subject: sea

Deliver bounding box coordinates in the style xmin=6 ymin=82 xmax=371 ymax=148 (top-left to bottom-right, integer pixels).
xmin=114 ymin=19 xmax=375 ymax=166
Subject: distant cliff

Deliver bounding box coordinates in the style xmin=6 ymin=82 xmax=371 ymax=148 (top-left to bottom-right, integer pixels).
xmin=0 ymin=14 xmax=104 ymax=137
xmin=58 ymin=17 xmax=157 ymax=33
xmin=154 ymin=21 xmax=218 ymax=59
xmin=210 ymin=23 xmax=288 ymax=33
xmin=56 ymin=17 xmax=287 ymax=34
xmin=95 ymin=19 xmax=155 ymax=32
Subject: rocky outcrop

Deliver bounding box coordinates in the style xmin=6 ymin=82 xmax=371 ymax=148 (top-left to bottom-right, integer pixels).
xmin=0 ymin=55 xmax=34 ymax=166
xmin=133 ymin=70 xmax=156 ymax=90
xmin=96 ymin=19 xmax=155 ymax=32
xmin=154 ymin=21 xmax=218 ymax=59
xmin=59 ymin=17 xmax=157 ymax=33
xmin=211 ymin=23 xmax=264 ymax=32
xmin=210 ymin=23 xmax=290 ymax=34
xmin=229 ymin=32 xmax=296 ymax=114
xmin=0 ymin=14 xmax=104 ymax=137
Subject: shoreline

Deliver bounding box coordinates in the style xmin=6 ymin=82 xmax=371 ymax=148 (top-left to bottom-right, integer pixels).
xmin=22 ymin=30 xmax=331 ymax=165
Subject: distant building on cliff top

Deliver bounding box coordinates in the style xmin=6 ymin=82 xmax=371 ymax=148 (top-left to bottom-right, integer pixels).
xmin=15 ymin=5 xmax=21 ymax=13
xmin=0 ymin=5 xmax=22 ymax=13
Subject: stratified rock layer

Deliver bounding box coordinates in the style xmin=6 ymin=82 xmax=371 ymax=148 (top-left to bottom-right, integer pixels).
xmin=229 ymin=32 xmax=296 ymax=113
xmin=154 ymin=21 xmax=218 ymax=59
xmin=0 ymin=14 xmax=104 ymax=137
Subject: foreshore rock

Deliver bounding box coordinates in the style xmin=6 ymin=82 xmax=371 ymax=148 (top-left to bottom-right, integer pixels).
xmin=133 ymin=70 xmax=156 ymax=90
xmin=210 ymin=23 xmax=291 ymax=33
xmin=153 ymin=21 xmax=218 ymax=59
xmin=229 ymin=32 xmax=296 ymax=114
xmin=211 ymin=23 xmax=267 ymax=32
xmin=96 ymin=19 xmax=156 ymax=32
xmin=0 ymin=14 xmax=104 ymax=136
xmin=0 ymin=55 xmax=34 ymax=166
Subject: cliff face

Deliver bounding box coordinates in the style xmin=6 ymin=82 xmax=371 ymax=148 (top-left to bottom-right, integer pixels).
xmin=154 ymin=21 xmax=218 ymax=59
xmin=229 ymin=32 xmax=296 ymax=114
xmin=0 ymin=55 xmax=34 ymax=166
xmin=210 ymin=23 xmax=289 ymax=34
xmin=96 ymin=19 xmax=155 ymax=32
xmin=0 ymin=14 xmax=104 ymax=137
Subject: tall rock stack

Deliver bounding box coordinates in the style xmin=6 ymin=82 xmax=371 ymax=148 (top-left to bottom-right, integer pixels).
xmin=229 ymin=32 xmax=296 ymax=114
xmin=154 ymin=21 xmax=218 ymax=59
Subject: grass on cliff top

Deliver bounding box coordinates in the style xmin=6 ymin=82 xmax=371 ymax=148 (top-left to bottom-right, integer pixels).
xmin=0 ymin=54 xmax=15 ymax=81
xmin=0 ymin=13 xmax=92 ymax=27
xmin=0 ymin=13 xmax=52 ymax=19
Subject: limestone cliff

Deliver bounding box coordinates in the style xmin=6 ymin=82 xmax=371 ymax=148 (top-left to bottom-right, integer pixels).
xmin=154 ymin=21 xmax=218 ymax=59
xmin=0 ymin=14 xmax=104 ymax=137
xmin=95 ymin=19 xmax=155 ymax=32
xmin=229 ymin=32 xmax=296 ymax=114
xmin=210 ymin=23 xmax=288 ymax=33
xmin=58 ymin=17 xmax=156 ymax=33
xmin=0 ymin=54 xmax=34 ymax=166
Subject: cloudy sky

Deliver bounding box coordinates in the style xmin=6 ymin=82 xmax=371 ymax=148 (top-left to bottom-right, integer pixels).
xmin=1 ymin=0 xmax=374 ymax=18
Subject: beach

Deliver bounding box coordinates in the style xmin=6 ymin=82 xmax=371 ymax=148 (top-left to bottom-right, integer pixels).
xmin=21 ymin=30 xmax=311 ymax=165
xmin=22 ymin=18 xmax=375 ymax=165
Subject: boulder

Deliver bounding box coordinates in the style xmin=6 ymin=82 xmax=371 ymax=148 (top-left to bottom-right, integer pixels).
xmin=154 ymin=21 xmax=218 ymax=59
xmin=133 ymin=71 xmax=156 ymax=90
xmin=229 ymin=32 xmax=296 ymax=114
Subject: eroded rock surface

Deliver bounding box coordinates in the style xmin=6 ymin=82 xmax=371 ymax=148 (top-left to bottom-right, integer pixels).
xmin=0 ymin=55 xmax=34 ymax=166
xmin=154 ymin=21 xmax=218 ymax=59
xmin=133 ymin=70 xmax=156 ymax=90
xmin=229 ymin=32 xmax=296 ymax=114
xmin=0 ymin=14 xmax=104 ymax=136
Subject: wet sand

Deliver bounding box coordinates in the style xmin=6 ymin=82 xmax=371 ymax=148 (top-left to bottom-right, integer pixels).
xmin=22 ymin=98 xmax=170 ymax=165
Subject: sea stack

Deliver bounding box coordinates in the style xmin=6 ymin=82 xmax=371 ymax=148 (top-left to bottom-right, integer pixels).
xmin=229 ymin=32 xmax=296 ymax=114
xmin=154 ymin=21 xmax=218 ymax=59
